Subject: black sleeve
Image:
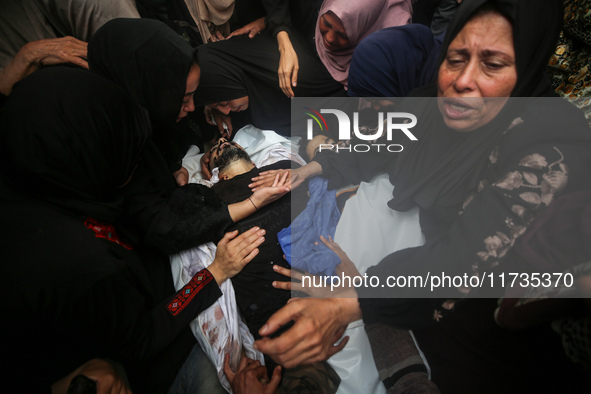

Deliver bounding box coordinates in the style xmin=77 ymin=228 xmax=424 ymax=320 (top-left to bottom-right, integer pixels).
xmin=314 ymin=147 xmax=397 ymax=190
xmin=86 ymin=265 xmax=221 ymax=363
xmin=145 ymin=184 xmax=233 ymax=254
xmin=121 ymin=143 xmax=233 ymax=254
xmin=357 ymin=133 xmax=591 ymax=329
xmin=261 ymin=0 xmax=291 ymax=37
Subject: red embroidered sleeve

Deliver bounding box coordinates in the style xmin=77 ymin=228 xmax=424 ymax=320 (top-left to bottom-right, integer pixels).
xmin=166 ymin=269 xmax=214 ymax=316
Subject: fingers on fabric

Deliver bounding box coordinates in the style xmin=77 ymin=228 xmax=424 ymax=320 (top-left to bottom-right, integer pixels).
xmin=255 ymin=299 xmax=350 ymax=368
xmin=227 ymin=27 xmax=246 ymax=39
xmin=226 ymin=355 xmax=274 ymax=394
xmin=223 ymin=353 xmax=236 ymax=383
xmin=271 ymin=265 xmax=298 ymax=291
xmin=229 ymin=18 xmax=263 ymax=39
xmin=319 ymin=235 xmax=346 ymax=258
xmin=272 ymin=265 xmax=315 ymax=294
xmin=249 ymin=170 xmax=291 ymax=191
xmin=250 ymin=182 xmax=290 ymax=208
xmin=277 ymin=171 xmax=290 ymax=187
xmin=224 ymin=227 xmax=266 ymax=264
xmin=32 ymin=37 xmax=89 ymax=69
xmin=215 ymin=31 xmax=226 ymax=41
xmin=213 ymin=228 xmax=265 ymax=280
xmin=266 ymin=366 xmax=282 ymax=393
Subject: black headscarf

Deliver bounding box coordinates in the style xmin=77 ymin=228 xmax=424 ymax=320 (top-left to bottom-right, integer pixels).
xmin=438 ymin=0 xmax=564 ymax=97
xmin=0 ymin=66 xmax=151 ymax=222
xmin=387 ymin=0 xmax=565 ymax=213
xmin=88 ymin=18 xmax=194 ymax=127
xmin=195 ymin=32 xmax=345 ymax=136
xmin=347 ymin=24 xmax=442 ymax=98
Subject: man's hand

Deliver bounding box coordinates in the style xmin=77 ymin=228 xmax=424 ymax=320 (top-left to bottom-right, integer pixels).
xmin=271 ymin=236 xmax=361 ymax=298
xmin=318 ymin=235 xmax=362 ymax=278
xmin=208 ymin=227 xmax=266 ymax=285
xmin=51 ymin=358 xmax=131 ymax=394
xmin=271 ymin=265 xmax=339 ymax=298
xmin=224 ymin=354 xmax=281 ymax=394
xmin=254 ymin=297 xmax=361 ymax=368
xmin=227 ymin=17 xmax=266 ymax=39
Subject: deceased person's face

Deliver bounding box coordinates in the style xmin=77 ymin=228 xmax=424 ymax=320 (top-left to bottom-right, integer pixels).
xmin=208 ymin=138 xmax=251 ymax=172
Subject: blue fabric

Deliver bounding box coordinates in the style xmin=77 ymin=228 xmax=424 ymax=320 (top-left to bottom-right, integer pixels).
xmin=278 ymin=177 xmax=341 ymax=277
xmin=347 ymin=24 xmax=443 ymax=98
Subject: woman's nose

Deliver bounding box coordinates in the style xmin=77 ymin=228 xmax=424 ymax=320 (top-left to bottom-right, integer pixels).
xmin=453 ymin=62 xmax=478 ymax=93
xmin=325 ymin=30 xmax=338 ymax=45
xmin=185 ymin=97 xmax=195 ymax=113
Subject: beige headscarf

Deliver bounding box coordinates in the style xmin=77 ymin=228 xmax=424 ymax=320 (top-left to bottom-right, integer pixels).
xmin=184 ymin=0 xmax=234 ymax=43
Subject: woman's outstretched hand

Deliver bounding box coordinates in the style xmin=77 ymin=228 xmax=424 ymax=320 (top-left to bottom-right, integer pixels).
xmin=250 ymin=171 xmax=291 ymax=209
xmin=249 ymin=169 xmax=291 ymax=191
xmin=251 ymin=161 xmax=323 ymax=191
xmin=227 ymin=17 xmax=266 ymax=39
xmin=208 ymin=227 xmax=266 ymax=285
xmin=271 ymin=235 xmax=361 ymax=297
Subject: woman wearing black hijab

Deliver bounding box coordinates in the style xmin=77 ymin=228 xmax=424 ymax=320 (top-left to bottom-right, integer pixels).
xmin=87 ymin=18 xmax=289 ymax=256
xmin=195 ymin=31 xmax=346 ymax=138
xmin=0 ymin=66 xmax=265 ymax=393
xmin=88 ymin=17 xmax=200 ymax=175
xmin=254 ymin=0 xmax=591 ymax=391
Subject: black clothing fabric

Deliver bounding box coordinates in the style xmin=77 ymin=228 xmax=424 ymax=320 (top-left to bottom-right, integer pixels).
xmin=88 ymin=17 xmax=198 ymax=170
xmin=212 ymin=160 xmax=308 ymax=336
xmin=288 ymin=0 xmax=323 ymax=50
xmin=87 ymin=18 xmax=233 ymax=253
xmin=212 ymin=159 xmax=313 ymax=377
xmin=0 ymin=67 xmax=222 ymax=393
xmin=259 ymin=0 xmax=290 ymax=37
xmin=195 ymin=31 xmax=346 ymax=136
xmin=1 ymin=66 xmax=149 ymax=223
xmin=89 ymin=18 xmax=192 ymax=128
xmin=412 ymin=298 xmax=590 ymax=393
xmin=233 ymin=0 xmax=292 ymax=38
xmin=312 ymin=0 xmax=591 ymax=327
xmin=117 ymin=138 xmax=233 ymax=255
xmin=165 ymin=0 xmax=205 ymax=47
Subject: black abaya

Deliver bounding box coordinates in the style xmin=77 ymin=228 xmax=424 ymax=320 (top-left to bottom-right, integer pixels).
xmin=0 ymin=67 xmax=222 ymax=392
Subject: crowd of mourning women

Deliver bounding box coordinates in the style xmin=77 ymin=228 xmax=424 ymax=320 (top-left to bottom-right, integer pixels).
xmin=1 ymin=0 xmax=591 ymax=393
